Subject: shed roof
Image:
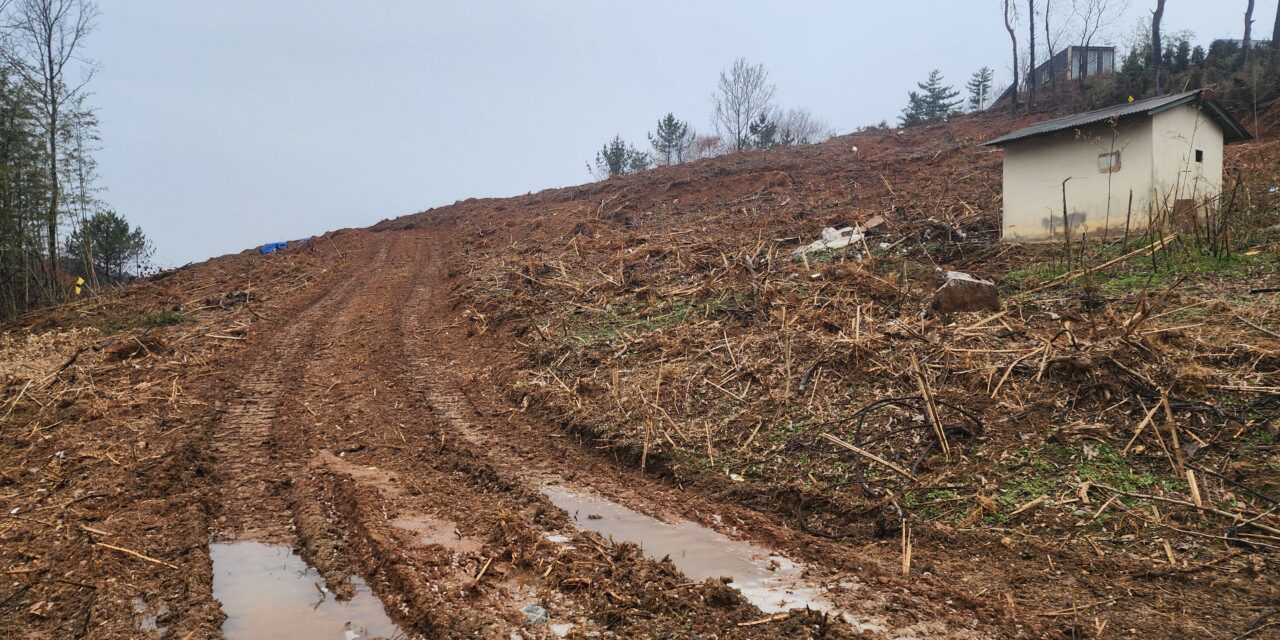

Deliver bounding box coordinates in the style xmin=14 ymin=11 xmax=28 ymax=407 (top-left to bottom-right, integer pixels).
xmin=983 ymin=90 xmax=1252 ymax=147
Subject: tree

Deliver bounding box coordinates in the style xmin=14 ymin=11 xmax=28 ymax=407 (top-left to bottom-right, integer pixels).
xmin=3 ymin=0 xmax=99 ymax=290
xmin=967 ymin=67 xmax=995 ymax=110
xmin=1272 ymin=0 xmax=1279 ymax=51
xmin=1028 ymin=0 xmax=1037 ymax=107
xmin=1152 ymin=0 xmax=1166 ymax=92
xmin=1242 ymin=0 xmax=1255 ymax=65
xmin=647 ymin=113 xmax=695 ymax=165
xmin=776 ymin=108 xmax=832 ymax=145
xmin=63 ymin=210 xmax=151 ymax=284
xmin=711 ymin=58 xmax=776 ymax=152
xmin=1173 ymin=40 xmax=1191 ymax=72
xmin=748 ymin=112 xmax=777 ymax=148
xmin=0 ymin=66 xmax=54 ymax=317
xmin=1043 ymin=0 xmax=1068 ymax=94
xmin=688 ymin=134 xmax=725 ymax=159
xmin=1004 ymin=0 xmax=1021 ymax=111
xmin=899 ymin=69 xmax=961 ymax=126
xmin=593 ymin=135 xmax=649 ymax=177
xmin=59 ymin=94 xmax=101 ymax=285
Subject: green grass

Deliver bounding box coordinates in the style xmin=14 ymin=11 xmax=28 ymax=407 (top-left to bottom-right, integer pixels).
xmin=1072 ymin=443 xmax=1158 ymax=493
xmin=99 ymin=309 xmax=187 ymax=334
xmin=1009 ymin=234 xmax=1275 ymax=293
xmin=562 ymin=295 xmax=742 ymax=347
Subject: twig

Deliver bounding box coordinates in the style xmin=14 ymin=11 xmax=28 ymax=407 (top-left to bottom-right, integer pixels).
xmin=737 ymin=612 xmax=792 ymax=627
xmin=1235 ymin=314 xmax=1280 ymax=340
xmin=821 ymin=433 xmax=917 ymax=481
xmin=92 ymin=542 xmax=179 ymax=569
xmin=910 ymin=352 xmax=949 ymax=458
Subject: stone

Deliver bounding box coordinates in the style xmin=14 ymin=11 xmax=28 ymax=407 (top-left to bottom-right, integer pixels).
xmin=931 ymin=270 xmax=1000 ymax=314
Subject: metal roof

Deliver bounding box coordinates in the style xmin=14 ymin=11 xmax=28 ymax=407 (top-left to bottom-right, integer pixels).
xmin=983 ymin=90 xmax=1253 ymax=146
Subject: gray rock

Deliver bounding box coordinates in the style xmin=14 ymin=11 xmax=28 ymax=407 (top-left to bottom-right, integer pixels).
xmin=931 ymin=270 xmax=1000 ymax=314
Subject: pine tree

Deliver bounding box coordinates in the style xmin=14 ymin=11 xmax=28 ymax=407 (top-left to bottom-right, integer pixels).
xmin=63 ymin=210 xmax=152 ymax=284
xmin=1174 ymin=40 xmax=1191 ymax=73
xmin=647 ymin=113 xmax=694 ymax=165
xmin=966 ymin=67 xmax=995 ymax=111
xmin=593 ymin=135 xmax=650 ymax=177
xmin=748 ymin=112 xmax=777 ymax=149
xmin=899 ymin=70 xmax=962 ymax=126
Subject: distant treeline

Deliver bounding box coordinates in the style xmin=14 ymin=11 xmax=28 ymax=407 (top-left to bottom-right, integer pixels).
xmin=590 ymin=58 xmax=836 ymax=178
xmin=0 ymin=0 xmax=152 ymax=321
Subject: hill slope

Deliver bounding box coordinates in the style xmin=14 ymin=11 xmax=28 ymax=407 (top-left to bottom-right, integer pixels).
xmin=2 ymin=109 xmax=1279 ymax=639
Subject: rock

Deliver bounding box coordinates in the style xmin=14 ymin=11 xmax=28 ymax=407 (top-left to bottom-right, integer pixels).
xmin=931 ymin=270 xmax=1000 ymax=314
xmin=521 ymin=603 xmax=548 ymax=625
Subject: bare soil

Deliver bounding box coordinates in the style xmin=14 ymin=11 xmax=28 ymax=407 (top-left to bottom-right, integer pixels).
xmin=2 ymin=107 xmax=1278 ymax=639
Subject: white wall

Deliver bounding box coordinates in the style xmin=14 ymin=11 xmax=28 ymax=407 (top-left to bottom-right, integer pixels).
xmin=1001 ymin=117 xmax=1153 ymax=242
xmin=1150 ymin=104 xmax=1224 ymax=210
xmin=1000 ymin=103 xmax=1227 ymax=242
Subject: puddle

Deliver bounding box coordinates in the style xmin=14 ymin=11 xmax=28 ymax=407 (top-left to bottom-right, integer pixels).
xmin=132 ymin=596 xmax=168 ymax=634
xmin=541 ymin=486 xmax=832 ymax=614
xmin=211 ymin=541 xmax=405 ymax=640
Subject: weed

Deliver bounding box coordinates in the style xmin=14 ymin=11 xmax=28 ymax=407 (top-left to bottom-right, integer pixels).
xmin=98 ymin=309 xmax=186 ymax=334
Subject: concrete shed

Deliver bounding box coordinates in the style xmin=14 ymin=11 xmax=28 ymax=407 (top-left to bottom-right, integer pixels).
xmin=985 ymin=90 xmax=1251 ymax=242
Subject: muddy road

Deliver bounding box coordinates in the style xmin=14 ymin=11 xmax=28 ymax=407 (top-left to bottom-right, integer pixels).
xmin=152 ymin=224 xmax=984 ymax=639
xmin=8 ymin=209 xmax=1271 ymax=639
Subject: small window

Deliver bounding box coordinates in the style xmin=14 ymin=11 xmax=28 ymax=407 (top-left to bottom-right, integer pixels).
xmin=1195 ymin=149 xmax=1204 ymax=163
xmin=1098 ymin=151 xmax=1122 ymax=173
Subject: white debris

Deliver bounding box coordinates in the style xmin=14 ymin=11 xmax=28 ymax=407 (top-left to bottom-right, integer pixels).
xmin=792 ymin=226 xmax=865 ymax=256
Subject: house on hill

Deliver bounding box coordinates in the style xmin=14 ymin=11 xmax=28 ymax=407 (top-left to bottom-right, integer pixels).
xmin=984 ymin=89 xmax=1252 ymax=242
xmin=994 ymin=45 xmax=1116 ymax=106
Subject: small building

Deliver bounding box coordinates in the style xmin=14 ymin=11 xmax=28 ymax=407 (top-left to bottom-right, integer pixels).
xmin=994 ymin=46 xmax=1116 ymax=106
xmin=984 ymin=89 xmax=1252 ymax=242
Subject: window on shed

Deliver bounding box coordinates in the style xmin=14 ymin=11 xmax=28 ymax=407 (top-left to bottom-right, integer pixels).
xmin=1098 ymin=151 xmax=1122 ymax=173
xmin=1195 ymin=149 xmax=1204 ymax=163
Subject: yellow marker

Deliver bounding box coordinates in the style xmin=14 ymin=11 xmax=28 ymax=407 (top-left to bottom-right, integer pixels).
xmin=1127 ymin=96 xmax=1134 ymax=103
xmin=74 ymin=276 xmax=84 ymax=296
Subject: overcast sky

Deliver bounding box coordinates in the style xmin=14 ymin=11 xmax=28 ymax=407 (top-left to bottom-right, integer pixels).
xmin=88 ymin=1 xmax=1273 ymax=266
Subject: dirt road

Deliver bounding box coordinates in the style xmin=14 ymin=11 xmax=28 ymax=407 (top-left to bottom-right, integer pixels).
xmin=147 ymin=222 xmax=990 ymax=639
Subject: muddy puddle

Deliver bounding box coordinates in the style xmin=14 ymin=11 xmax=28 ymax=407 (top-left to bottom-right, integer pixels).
xmin=541 ymin=485 xmax=832 ymax=614
xmin=211 ymin=541 xmax=405 ymax=640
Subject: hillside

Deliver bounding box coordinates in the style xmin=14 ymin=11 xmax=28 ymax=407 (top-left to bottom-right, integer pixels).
xmin=2 ymin=107 xmax=1278 ymax=639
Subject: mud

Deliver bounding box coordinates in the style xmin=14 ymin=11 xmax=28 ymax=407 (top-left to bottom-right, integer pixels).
xmin=211 ymin=541 xmax=403 ymax=640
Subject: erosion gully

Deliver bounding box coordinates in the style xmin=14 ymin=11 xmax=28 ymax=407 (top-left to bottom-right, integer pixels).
xmin=188 ymin=224 xmax=983 ymax=639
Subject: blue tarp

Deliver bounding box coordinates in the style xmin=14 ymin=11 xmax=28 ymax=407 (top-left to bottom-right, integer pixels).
xmin=259 ymin=237 xmax=313 ymax=255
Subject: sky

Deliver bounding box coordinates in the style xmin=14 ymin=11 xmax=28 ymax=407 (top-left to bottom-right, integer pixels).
xmin=86 ymin=1 xmax=1275 ymax=266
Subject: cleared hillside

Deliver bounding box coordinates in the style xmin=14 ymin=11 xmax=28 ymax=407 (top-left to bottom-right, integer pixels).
xmin=2 ymin=107 xmax=1278 ymax=638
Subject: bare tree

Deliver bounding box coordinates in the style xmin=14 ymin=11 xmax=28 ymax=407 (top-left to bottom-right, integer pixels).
xmin=1272 ymin=0 xmax=1279 ymax=51
xmin=1152 ymin=0 xmax=1166 ymax=92
xmin=1242 ymin=0 xmax=1255 ymax=64
xmin=1043 ymin=0 xmax=1072 ymax=94
xmin=1028 ymin=0 xmax=1037 ymax=107
xmin=1004 ymin=0 xmax=1021 ymax=111
xmin=711 ymin=58 xmax=776 ymax=152
xmin=3 ymin=0 xmax=99 ymax=287
xmin=776 ymin=108 xmax=833 ymax=145
xmin=688 ymin=134 xmax=726 ymax=159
